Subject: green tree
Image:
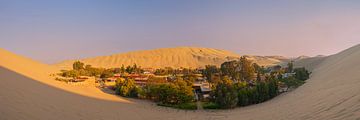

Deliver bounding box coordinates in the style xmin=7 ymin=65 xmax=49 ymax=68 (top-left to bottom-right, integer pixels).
xmin=294 ymin=67 xmax=310 ymax=81
xmin=73 ymin=61 xmax=85 ymax=70
xmin=237 ymin=88 xmax=250 ymax=106
xmin=85 ymin=65 xmax=92 ymax=70
xmin=213 ymin=76 xmax=238 ymax=109
xmin=100 ymin=69 xmax=113 ymax=78
xmin=172 ymin=79 xmax=194 ymax=104
xmin=268 ymin=78 xmax=278 ymax=98
xmin=125 ymin=65 xmax=133 ymax=74
xmin=157 ymin=84 xmax=178 ymax=104
xmin=253 ymin=63 xmax=261 ymax=73
xmin=220 ymin=60 xmax=239 ymax=81
xmin=256 ymin=82 xmax=269 ymax=102
xmin=287 ymin=61 xmax=294 ymax=73
xmin=239 ymin=56 xmax=255 ymax=81
xmin=62 ymin=70 xmax=79 ymax=78
xmin=203 ymin=65 xmax=219 ymax=82
xmin=120 ymin=65 xmax=126 ymax=74
xmin=115 ymin=78 xmax=138 ymax=97
xmin=181 ymin=74 xmax=196 ymax=86
xmin=114 ymin=68 xmax=121 ymax=74
xmin=280 ymin=76 xmax=304 ymax=88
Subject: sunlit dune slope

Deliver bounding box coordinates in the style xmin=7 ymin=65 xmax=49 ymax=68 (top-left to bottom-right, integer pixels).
xmin=0 ymin=48 xmax=131 ymax=103
xmin=293 ymin=56 xmax=327 ymax=71
xmin=0 ymin=48 xmax=59 ymax=79
xmin=54 ymin=47 xmax=286 ymax=69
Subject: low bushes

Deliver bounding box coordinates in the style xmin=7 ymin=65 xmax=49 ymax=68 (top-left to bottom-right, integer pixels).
xmin=202 ymin=102 xmax=221 ymax=109
xmin=157 ymin=102 xmax=197 ymax=110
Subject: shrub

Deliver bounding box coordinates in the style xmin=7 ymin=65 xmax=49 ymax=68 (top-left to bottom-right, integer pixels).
xmin=279 ymin=77 xmax=304 ymax=88
xmin=237 ymin=88 xmax=250 ymax=106
xmin=100 ymin=70 xmax=113 ymax=78
xmin=73 ymin=61 xmax=85 ymax=70
xmin=237 ymin=78 xmax=279 ymax=107
xmin=115 ymin=78 xmax=138 ymax=97
xmin=175 ymin=102 xmax=197 ymax=110
xmin=294 ymin=67 xmax=310 ymax=81
xmin=157 ymin=102 xmax=197 ymax=110
xmin=61 ymin=70 xmax=79 ymax=78
xmin=203 ymin=102 xmax=221 ymax=109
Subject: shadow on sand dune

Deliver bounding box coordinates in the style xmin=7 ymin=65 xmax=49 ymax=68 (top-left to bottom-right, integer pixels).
xmin=0 ymin=66 xmax=195 ymax=120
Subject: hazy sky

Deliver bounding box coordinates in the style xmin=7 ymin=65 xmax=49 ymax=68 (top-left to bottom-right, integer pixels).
xmin=1 ymin=0 xmax=360 ymax=64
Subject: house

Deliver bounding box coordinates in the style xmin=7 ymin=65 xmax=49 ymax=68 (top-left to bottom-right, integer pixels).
xmin=98 ymin=77 xmax=119 ymax=88
xmin=126 ymin=74 xmax=150 ymax=86
xmin=114 ymin=73 xmax=121 ymax=78
xmin=282 ymin=73 xmax=296 ymax=78
xmin=134 ymin=76 xmax=148 ymax=86
xmin=193 ymin=81 xmax=211 ymax=99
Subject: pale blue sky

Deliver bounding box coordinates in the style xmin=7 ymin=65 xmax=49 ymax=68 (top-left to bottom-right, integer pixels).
xmin=1 ymin=0 xmax=359 ymax=63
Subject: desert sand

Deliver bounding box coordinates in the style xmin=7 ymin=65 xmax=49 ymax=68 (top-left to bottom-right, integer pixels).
xmin=54 ymin=47 xmax=286 ymax=70
xmin=1 ymin=45 xmax=360 ymax=120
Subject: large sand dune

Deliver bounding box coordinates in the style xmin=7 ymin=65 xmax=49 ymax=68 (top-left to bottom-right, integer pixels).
xmin=1 ymin=45 xmax=360 ymax=120
xmin=54 ymin=47 xmax=285 ymax=69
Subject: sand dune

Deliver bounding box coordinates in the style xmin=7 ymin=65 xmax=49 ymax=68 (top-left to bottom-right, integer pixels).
xmin=54 ymin=47 xmax=286 ymax=69
xmin=0 ymin=48 xmax=130 ymax=103
xmin=293 ymin=56 xmax=327 ymax=71
xmin=1 ymin=45 xmax=360 ymax=120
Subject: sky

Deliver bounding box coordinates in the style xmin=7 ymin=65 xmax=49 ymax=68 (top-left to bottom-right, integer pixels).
xmin=1 ymin=0 xmax=360 ymax=64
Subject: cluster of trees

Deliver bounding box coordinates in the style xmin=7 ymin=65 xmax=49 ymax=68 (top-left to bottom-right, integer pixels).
xmin=154 ymin=67 xmax=200 ymax=76
xmin=211 ymin=76 xmax=238 ymax=108
xmin=115 ymin=77 xmax=194 ymax=105
xmin=202 ymin=56 xmax=283 ymax=109
xmin=113 ymin=57 xmax=310 ymax=110
xmin=210 ymin=76 xmax=279 ymax=109
xmin=115 ymin=78 xmax=141 ymax=97
xmin=236 ymin=78 xmax=278 ymax=106
xmin=60 ymin=61 xmax=146 ymax=78
xmin=294 ymin=67 xmax=310 ymax=81
xmin=273 ymin=61 xmax=310 ymax=89
xmin=118 ymin=64 xmax=143 ymax=74
xmin=203 ymin=56 xmax=260 ymax=83
xmin=277 ymin=66 xmax=309 ymax=89
xmin=61 ymin=61 xmax=104 ymax=78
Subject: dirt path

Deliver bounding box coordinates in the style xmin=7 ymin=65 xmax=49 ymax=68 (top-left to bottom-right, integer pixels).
xmin=196 ymin=101 xmax=203 ymax=110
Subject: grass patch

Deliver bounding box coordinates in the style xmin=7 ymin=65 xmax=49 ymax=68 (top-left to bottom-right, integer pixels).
xmin=202 ymin=102 xmax=221 ymax=109
xmin=157 ymin=102 xmax=197 ymax=110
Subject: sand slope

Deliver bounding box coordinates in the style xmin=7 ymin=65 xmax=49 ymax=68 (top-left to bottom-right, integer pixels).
xmin=1 ymin=45 xmax=360 ymax=120
xmin=293 ymin=56 xmax=327 ymax=71
xmin=54 ymin=47 xmax=286 ymax=69
xmin=0 ymin=48 xmax=131 ymax=103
